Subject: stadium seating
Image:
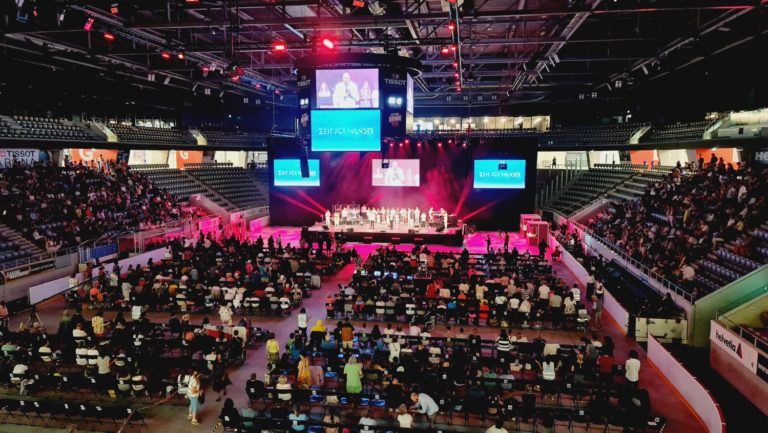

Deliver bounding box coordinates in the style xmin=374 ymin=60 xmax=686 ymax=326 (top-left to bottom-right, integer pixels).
xmin=0 ymin=228 xmax=40 ymax=267
xmin=588 ymin=162 xmax=767 ymax=297
xmin=200 ymin=129 xmax=268 ymax=147
xmin=641 ymin=120 xmax=710 ymax=143
xmin=110 ymin=124 xmax=193 ymax=145
xmin=539 ymin=123 xmax=644 ymax=147
xmin=128 ymin=164 xmax=234 ymax=210
xmin=0 ymin=115 xmax=98 ymax=141
xmin=545 ymin=164 xmax=671 ymax=216
xmin=186 ymin=163 xmax=269 ymax=209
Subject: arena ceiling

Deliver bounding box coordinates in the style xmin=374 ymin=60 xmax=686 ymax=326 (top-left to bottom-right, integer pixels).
xmin=1 ymin=0 xmax=766 ymax=107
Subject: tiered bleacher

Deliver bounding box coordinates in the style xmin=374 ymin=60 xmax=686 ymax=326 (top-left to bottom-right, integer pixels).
xmin=641 ymin=120 xmax=710 ymax=143
xmin=0 ymin=115 xmax=98 ymax=141
xmin=186 ymin=162 xmax=269 ymax=209
xmin=539 ymin=123 xmax=644 ymax=147
xmin=0 ymin=161 xmax=196 ymax=250
xmin=200 ymin=129 xmax=268 ymax=148
xmin=0 ymin=230 xmax=37 ymax=267
xmin=129 ymin=164 xmax=233 ymax=210
xmin=588 ymin=158 xmax=767 ymax=297
xmin=110 ymin=124 xmax=192 ymax=145
xmin=546 ymin=164 xmax=671 ymax=216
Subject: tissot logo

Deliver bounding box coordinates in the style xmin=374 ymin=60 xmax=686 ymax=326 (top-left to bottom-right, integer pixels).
xmin=715 ymin=330 xmax=742 ymax=357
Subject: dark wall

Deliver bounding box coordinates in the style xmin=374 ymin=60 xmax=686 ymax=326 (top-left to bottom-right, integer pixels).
xmin=268 ymin=137 xmax=537 ymax=231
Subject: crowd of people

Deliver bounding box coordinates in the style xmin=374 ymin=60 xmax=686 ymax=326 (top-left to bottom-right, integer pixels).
xmin=65 ymin=233 xmax=354 ymax=318
xmin=322 ymin=245 xmax=604 ymax=332
xmin=588 ymin=155 xmax=767 ymax=297
xmin=0 ymin=159 xmax=199 ymax=251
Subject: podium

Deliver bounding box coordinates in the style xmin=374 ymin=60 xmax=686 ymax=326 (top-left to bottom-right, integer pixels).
xmin=527 ymin=221 xmax=550 ymax=246
xmin=520 ymin=214 xmax=541 ymax=236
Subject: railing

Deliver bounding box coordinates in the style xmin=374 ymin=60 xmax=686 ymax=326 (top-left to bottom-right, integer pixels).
xmin=715 ymin=282 xmax=768 ymax=355
xmin=549 ymin=210 xmax=694 ymax=303
xmin=536 ymin=161 xmax=587 ymax=209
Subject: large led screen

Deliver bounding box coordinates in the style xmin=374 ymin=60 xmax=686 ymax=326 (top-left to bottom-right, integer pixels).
xmin=311 ymin=110 xmax=381 ymax=151
xmin=273 ymin=159 xmax=320 ymax=186
xmin=473 ymin=159 xmax=526 ymax=189
xmin=372 ymin=159 xmax=420 ymax=187
xmin=316 ymin=69 xmax=379 ymax=109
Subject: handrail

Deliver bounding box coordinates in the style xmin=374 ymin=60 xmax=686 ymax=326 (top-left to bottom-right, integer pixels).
xmin=549 ymin=210 xmax=694 ymax=303
xmin=715 ymin=282 xmax=768 ymax=355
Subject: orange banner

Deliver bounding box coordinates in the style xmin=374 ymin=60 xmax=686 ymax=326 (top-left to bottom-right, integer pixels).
xmin=629 ymin=150 xmax=658 ymax=167
xmin=176 ymin=150 xmax=203 ymax=168
xmin=69 ymin=149 xmax=118 ymax=164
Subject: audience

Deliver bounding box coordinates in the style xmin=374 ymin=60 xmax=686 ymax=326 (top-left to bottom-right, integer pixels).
xmin=0 ymin=160 xmax=199 ymax=249
xmin=589 ymin=159 xmax=767 ymax=297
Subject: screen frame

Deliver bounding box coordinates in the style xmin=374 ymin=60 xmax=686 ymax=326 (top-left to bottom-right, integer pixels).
xmin=310 ymin=109 xmax=382 ymax=152
xmin=314 ymin=68 xmax=380 ymax=110
xmin=472 ymin=159 xmax=527 ymax=189
xmin=273 ymin=158 xmax=321 ymax=187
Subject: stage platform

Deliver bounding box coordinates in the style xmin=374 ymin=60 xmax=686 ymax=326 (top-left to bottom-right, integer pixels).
xmin=305 ymin=223 xmax=465 ymax=246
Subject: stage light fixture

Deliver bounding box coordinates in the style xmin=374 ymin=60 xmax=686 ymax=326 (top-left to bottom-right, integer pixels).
xmin=110 ymin=2 xmax=119 ymax=14
xmin=204 ymin=88 xmax=211 ymax=95
xmin=440 ymin=46 xmax=450 ymax=55
xmin=177 ymin=52 xmax=185 ymax=60
xmin=202 ymin=65 xmax=210 ymax=77
xmin=448 ymin=21 xmax=456 ymax=31
xmin=161 ymin=51 xmax=171 ymax=60
xmin=453 ymin=61 xmax=458 ymax=68
xmin=164 ymin=76 xmax=171 ymax=85
xmin=103 ymin=32 xmax=115 ymax=42
xmin=84 ymin=18 xmax=94 ymax=31
xmin=147 ymin=72 xmax=156 ymax=81
xmin=451 ymin=44 xmax=457 ymax=52
xmin=322 ymin=38 xmax=335 ymax=49
xmin=437 ymin=142 xmax=443 ymax=147
xmin=399 ymin=142 xmax=404 ymax=147
xmin=389 ymin=142 xmax=394 ymax=147
xmin=273 ymin=41 xmax=286 ymax=52
xmin=404 ymin=139 xmax=410 ymax=145
xmin=417 ymin=141 xmax=422 ymax=147
xmin=185 ymin=0 xmax=201 ymax=4
xmin=32 ymin=6 xmax=38 ymax=17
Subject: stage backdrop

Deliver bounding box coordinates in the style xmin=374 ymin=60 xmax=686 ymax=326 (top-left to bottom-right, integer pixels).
xmin=268 ymin=137 xmax=537 ymax=230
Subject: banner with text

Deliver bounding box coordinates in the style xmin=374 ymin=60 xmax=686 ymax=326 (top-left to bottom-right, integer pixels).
xmin=0 ymin=149 xmax=39 ymax=168
xmin=710 ymin=320 xmax=759 ymax=373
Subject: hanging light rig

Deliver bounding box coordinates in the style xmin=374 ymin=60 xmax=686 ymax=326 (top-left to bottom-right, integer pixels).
xmin=447 ymin=2 xmax=463 ymax=91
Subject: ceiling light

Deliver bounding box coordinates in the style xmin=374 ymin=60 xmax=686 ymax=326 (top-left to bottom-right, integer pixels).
xmin=103 ymin=32 xmax=115 ymax=42
xmin=83 ymin=18 xmax=94 ymax=31
xmin=161 ymin=51 xmax=171 ymax=60
xmin=322 ymin=38 xmax=335 ymax=49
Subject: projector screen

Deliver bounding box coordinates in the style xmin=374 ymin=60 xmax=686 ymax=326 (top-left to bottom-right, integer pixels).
xmin=473 ymin=159 xmax=527 ymax=189
xmin=372 ymin=159 xmax=420 ymax=187
xmin=273 ymin=159 xmax=320 ymax=186
xmin=311 ymin=109 xmax=381 ymax=151
xmin=316 ymin=68 xmax=379 ymax=109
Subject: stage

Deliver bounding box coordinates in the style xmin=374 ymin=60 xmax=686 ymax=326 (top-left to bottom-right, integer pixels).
xmin=305 ymin=222 xmax=465 ymax=246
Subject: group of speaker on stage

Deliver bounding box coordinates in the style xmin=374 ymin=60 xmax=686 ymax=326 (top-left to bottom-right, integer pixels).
xmin=324 ymin=205 xmax=449 ymax=231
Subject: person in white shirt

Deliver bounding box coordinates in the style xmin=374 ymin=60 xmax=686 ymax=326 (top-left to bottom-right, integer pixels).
xmin=187 ymin=370 xmax=202 ymax=425
xmin=538 ymin=284 xmax=551 ymax=301
xmin=486 ymin=418 xmax=509 ymax=433
xmin=297 ymin=308 xmax=308 ymax=336
xmin=397 ymin=404 xmax=413 ymax=428
xmin=409 ymin=324 xmax=421 ymax=336
xmin=625 ymin=350 xmax=641 ymax=388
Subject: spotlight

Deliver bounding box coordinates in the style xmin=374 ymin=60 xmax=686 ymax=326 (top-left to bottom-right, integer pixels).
xmin=83 ymin=18 xmax=94 ymax=31
xmin=389 ymin=142 xmax=394 ymax=147
xmin=447 ymin=21 xmax=456 ymax=31
xmin=110 ymin=2 xmax=119 ymax=14
xmin=103 ymin=32 xmax=115 ymax=42
xmin=404 ymin=139 xmax=410 ymax=144
xmin=451 ymin=44 xmax=457 ymax=51
xmin=177 ymin=52 xmax=185 ymax=60
xmin=440 ymin=46 xmax=450 ymax=55
xmin=352 ymin=0 xmax=365 ymax=7
xmin=417 ymin=141 xmax=422 ymax=147
xmin=201 ymin=65 xmax=210 ymax=77
xmin=322 ymin=38 xmax=335 ymax=49
xmin=399 ymin=142 xmax=404 ymax=147
xmin=452 ymin=61 xmax=458 ymax=68
xmin=185 ymin=0 xmax=201 ymax=4
xmin=273 ymin=41 xmax=286 ymax=52
xmin=437 ymin=142 xmax=443 ymax=147
xmin=161 ymin=51 xmax=171 ymax=60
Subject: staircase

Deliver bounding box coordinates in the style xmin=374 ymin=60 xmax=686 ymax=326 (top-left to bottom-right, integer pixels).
xmin=0 ymin=222 xmax=48 ymax=268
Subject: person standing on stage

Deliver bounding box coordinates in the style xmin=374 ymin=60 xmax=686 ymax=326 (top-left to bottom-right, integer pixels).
xmin=333 ymin=211 xmax=340 ymax=227
xmin=414 ymin=208 xmax=421 ymax=227
xmin=504 ymin=232 xmax=510 ymax=252
xmin=486 ymin=235 xmax=492 ymax=253
xmin=325 ymin=210 xmax=331 ymax=228
xmin=420 ymin=212 xmax=427 ymax=228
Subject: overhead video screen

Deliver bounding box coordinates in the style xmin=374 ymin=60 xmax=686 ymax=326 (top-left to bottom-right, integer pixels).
xmin=273 ymin=159 xmax=320 ymax=186
xmin=311 ymin=109 xmax=381 ymax=152
xmin=372 ymin=159 xmax=420 ymax=187
xmin=473 ymin=159 xmax=527 ymax=189
xmin=315 ymin=69 xmax=379 ymax=109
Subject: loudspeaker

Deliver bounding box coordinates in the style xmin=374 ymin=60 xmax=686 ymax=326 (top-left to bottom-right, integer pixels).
xmin=299 ymin=145 xmax=310 ymax=178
